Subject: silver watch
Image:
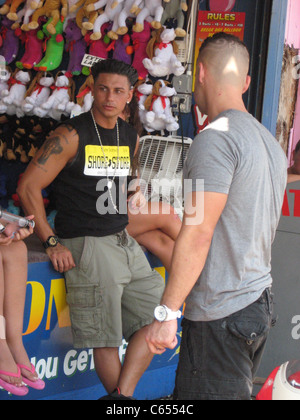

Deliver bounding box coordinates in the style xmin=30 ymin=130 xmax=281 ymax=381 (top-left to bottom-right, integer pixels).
xmin=154 ymin=305 xmax=182 ymax=322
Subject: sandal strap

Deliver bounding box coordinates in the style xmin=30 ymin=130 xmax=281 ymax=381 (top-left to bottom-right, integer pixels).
xmin=17 ymin=363 xmax=35 ymax=374
xmin=0 ymin=365 xmax=21 ymax=379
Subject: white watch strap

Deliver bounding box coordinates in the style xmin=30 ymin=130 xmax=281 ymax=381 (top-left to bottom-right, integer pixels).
xmin=164 ymin=305 xmax=182 ymax=321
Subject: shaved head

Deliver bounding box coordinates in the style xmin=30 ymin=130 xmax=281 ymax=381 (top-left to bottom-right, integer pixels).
xmin=197 ymin=33 xmax=250 ymax=88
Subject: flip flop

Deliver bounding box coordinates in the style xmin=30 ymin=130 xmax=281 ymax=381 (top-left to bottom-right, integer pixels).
xmin=17 ymin=364 xmax=45 ymax=391
xmin=0 ymin=366 xmax=29 ymax=396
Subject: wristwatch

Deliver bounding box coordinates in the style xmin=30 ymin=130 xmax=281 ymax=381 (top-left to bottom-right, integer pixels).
xmin=43 ymin=235 xmax=60 ymax=249
xmin=154 ymin=305 xmax=182 ymax=323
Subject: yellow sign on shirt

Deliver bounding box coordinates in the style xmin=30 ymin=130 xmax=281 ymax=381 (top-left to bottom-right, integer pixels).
xmin=84 ymin=145 xmax=131 ymax=177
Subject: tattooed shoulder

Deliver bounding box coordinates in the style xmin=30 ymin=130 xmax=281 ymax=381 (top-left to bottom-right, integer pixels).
xmin=37 ymin=134 xmax=64 ymax=166
xmin=37 ymin=126 xmax=78 ymax=166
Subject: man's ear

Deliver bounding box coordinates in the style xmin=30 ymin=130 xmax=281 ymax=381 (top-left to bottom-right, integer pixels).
xmin=127 ymin=88 xmax=134 ymax=104
xmin=242 ymin=75 xmax=251 ymax=94
xmin=198 ymin=62 xmax=206 ymax=85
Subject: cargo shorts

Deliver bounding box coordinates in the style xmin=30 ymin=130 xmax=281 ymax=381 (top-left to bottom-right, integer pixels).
xmin=61 ymin=231 xmax=165 ymax=349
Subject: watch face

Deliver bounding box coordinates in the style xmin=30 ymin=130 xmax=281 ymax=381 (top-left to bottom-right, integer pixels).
xmin=154 ymin=306 xmax=167 ymax=322
xmin=49 ymin=237 xmax=58 ymax=246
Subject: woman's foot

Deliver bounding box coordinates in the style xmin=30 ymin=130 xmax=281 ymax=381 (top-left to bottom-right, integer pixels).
xmin=7 ymin=340 xmax=38 ymax=383
xmin=0 ymin=340 xmax=23 ymax=387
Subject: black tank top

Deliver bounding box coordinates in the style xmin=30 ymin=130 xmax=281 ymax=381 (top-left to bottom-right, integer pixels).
xmin=53 ymin=111 xmax=137 ymax=239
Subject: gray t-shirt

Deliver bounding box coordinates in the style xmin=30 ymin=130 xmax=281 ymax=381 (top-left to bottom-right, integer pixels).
xmin=184 ymin=109 xmax=287 ymax=322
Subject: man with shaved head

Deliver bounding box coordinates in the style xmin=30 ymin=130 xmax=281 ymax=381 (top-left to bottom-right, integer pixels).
xmin=146 ymin=33 xmax=287 ymax=400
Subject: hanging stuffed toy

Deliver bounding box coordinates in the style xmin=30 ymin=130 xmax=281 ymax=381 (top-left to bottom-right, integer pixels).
xmin=16 ymin=25 xmax=44 ymax=69
xmin=143 ymin=79 xmax=179 ymax=132
xmin=71 ymin=0 xmax=99 ymax=35
xmin=0 ymin=69 xmax=31 ymax=116
xmin=86 ymin=0 xmax=125 ymax=41
xmin=0 ymin=16 xmax=20 ymax=64
xmin=0 ymin=65 xmax=11 ymax=98
xmin=0 ymin=0 xmax=25 ymax=21
xmin=63 ymin=0 xmax=80 ymax=28
xmin=111 ymin=33 xmax=132 ymax=64
xmin=22 ymin=71 xmax=55 ymax=116
xmin=143 ymin=27 xmax=185 ymax=77
xmin=34 ymin=18 xmax=64 ymax=71
xmin=161 ymin=0 xmax=188 ymax=38
xmin=130 ymin=20 xmax=151 ymax=80
xmin=134 ymin=78 xmax=153 ymax=128
xmin=68 ymin=73 xmax=93 ymax=116
xmin=116 ymin=0 xmax=143 ymax=36
xmin=132 ymin=0 xmax=163 ymax=33
xmin=64 ymin=17 xmax=87 ymax=75
xmin=35 ymin=70 xmax=75 ymax=120
xmin=8 ymin=0 xmax=44 ymax=31
xmin=27 ymin=0 xmax=68 ymax=35
xmin=82 ymin=22 xmax=111 ymax=75
xmin=0 ymin=65 xmax=11 ymax=112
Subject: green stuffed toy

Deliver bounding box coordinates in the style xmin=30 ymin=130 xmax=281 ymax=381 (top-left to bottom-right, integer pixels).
xmin=34 ymin=18 xmax=64 ymax=72
xmin=161 ymin=0 xmax=188 ymax=38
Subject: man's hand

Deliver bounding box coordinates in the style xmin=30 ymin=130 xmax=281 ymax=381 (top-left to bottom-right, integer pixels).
xmin=146 ymin=320 xmax=178 ymax=355
xmin=46 ymin=243 xmax=76 ymax=273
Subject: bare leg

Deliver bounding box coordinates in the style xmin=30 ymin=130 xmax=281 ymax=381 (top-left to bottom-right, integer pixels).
xmin=2 ymin=241 xmax=37 ymax=382
xmin=93 ymin=347 xmax=121 ymax=394
xmin=127 ymin=202 xmax=182 ymax=241
xmin=0 ymin=247 xmax=22 ymax=386
xmin=118 ymin=326 xmax=153 ymax=397
xmin=94 ymin=327 xmax=154 ymax=397
xmin=135 ymin=230 xmax=175 ymax=272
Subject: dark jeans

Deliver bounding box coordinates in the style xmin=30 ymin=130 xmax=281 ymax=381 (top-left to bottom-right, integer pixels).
xmin=174 ymin=289 xmax=275 ymax=400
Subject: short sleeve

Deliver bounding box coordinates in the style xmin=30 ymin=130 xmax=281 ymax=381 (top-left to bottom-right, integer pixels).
xmin=184 ymin=128 xmax=237 ymax=195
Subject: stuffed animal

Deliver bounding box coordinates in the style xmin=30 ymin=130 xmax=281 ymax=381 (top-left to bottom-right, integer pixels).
xmin=71 ymin=0 xmax=98 ymax=35
xmin=22 ymin=71 xmax=55 ymax=115
xmin=85 ymin=21 xmax=111 ymax=57
xmin=35 ymin=70 xmax=75 ymax=120
xmin=0 ymin=69 xmax=31 ymax=116
xmin=34 ymin=18 xmax=64 ymax=71
xmin=143 ymin=79 xmax=178 ymax=132
xmin=130 ymin=20 xmax=151 ymax=79
xmin=68 ymin=73 xmax=93 ymax=116
xmin=16 ymin=26 xmax=44 ymax=69
xmin=116 ymin=0 xmax=143 ymax=36
xmin=64 ymin=17 xmax=87 ymax=75
xmin=111 ymin=33 xmax=131 ymax=64
xmin=143 ymin=27 xmax=185 ymax=77
xmin=161 ymin=0 xmax=188 ymax=37
xmin=63 ymin=0 xmax=80 ymax=28
xmin=28 ymin=0 xmax=68 ymax=35
xmin=0 ymin=65 xmax=11 ymax=98
xmin=0 ymin=0 xmax=25 ymax=21
xmin=86 ymin=0 xmax=125 ymax=41
xmin=11 ymin=0 xmax=44 ymax=30
xmin=0 ymin=16 xmax=20 ymax=64
xmin=132 ymin=0 xmax=163 ymax=33
xmin=134 ymin=78 xmax=153 ymax=127
xmin=82 ymin=23 xmax=111 ymax=75
xmin=0 ymin=65 xmax=11 ymax=113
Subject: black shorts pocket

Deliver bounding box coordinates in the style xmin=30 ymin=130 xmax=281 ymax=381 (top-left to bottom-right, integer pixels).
xmin=226 ymin=319 xmax=270 ymax=345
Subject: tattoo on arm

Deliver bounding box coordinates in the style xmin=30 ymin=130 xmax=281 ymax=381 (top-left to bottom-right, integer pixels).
xmin=37 ymin=135 xmax=63 ymax=166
